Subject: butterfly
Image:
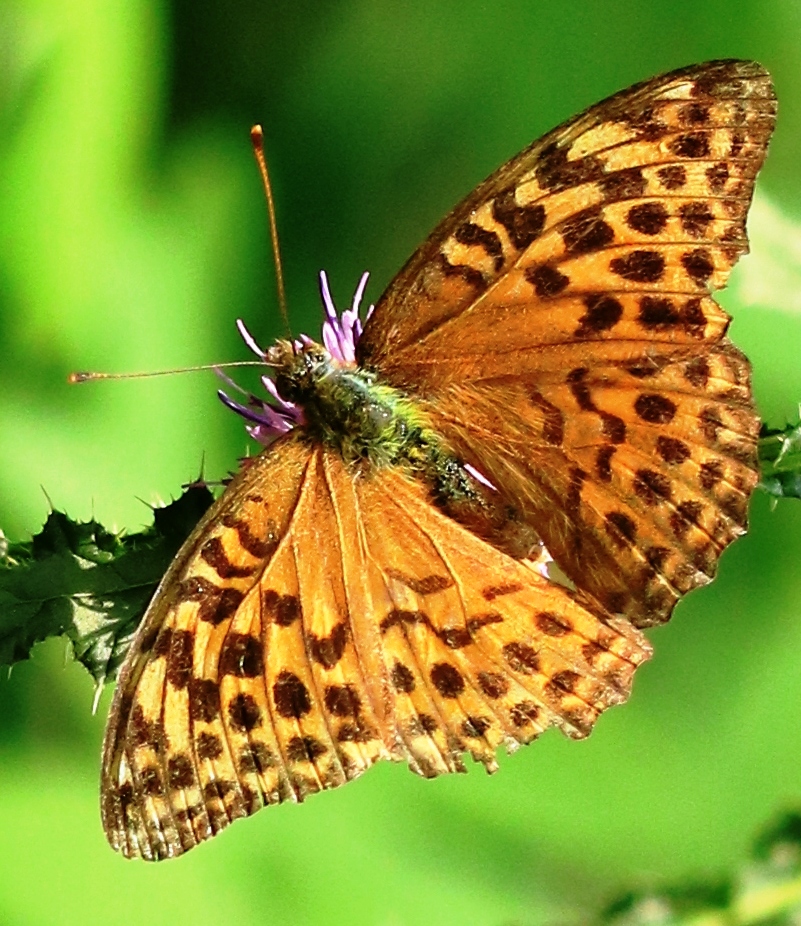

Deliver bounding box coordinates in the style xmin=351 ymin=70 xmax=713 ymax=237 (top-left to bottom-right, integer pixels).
xmin=101 ymin=60 xmax=776 ymax=859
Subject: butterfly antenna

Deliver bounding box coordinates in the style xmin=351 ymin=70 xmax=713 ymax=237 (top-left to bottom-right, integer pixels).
xmin=251 ymin=125 xmax=290 ymax=336
xmin=67 ymin=360 xmax=266 ymax=384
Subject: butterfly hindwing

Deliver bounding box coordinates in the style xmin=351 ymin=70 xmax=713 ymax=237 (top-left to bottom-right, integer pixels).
xmin=353 ymin=464 xmax=650 ymax=772
xmin=418 ymin=339 xmax=758 ymax=626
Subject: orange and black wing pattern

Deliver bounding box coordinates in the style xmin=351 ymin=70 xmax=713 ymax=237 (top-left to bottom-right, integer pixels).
xmin=102 ymin=438 xmax=649 ymax=859
xmin=357 ymin=60 xmax=775 ymax=626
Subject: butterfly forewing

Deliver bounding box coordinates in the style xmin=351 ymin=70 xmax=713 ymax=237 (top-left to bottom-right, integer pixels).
xmin=102 ymin=438 xmax=311 ymax=858
xmin=357 ymin=59 xmax=774 ymax=626
xmin=357 ymin=60 xmax=774 ymax=375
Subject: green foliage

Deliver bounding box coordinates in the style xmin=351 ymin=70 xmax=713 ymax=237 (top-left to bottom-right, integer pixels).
xmin=0 ymin=487 xmax=212 ymax=684
xmin=759 ymin=419 xmax=801 ymax=501
xmin=597 ymin=810 xmax=801 ymax=926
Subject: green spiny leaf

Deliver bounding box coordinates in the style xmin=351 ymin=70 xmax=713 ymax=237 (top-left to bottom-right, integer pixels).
xmin=0 ymin=486 xmax=213 ymax=684
xmin=758 ymin=417 xmax=801 ymax=501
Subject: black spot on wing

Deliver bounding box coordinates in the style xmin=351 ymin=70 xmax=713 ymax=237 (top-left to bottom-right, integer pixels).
xmin=526 ymin=264 xmax=570 ymax=298
xmin=454 ymin=222 xmax=504 ymax=272
xmin=492 ymin=190 xmax=546 ymax=250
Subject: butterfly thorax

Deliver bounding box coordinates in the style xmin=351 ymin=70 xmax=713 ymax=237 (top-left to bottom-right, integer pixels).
xmin=268 ymin=339 xmax=484 ymax=503
xmin=268 ymin=339 xmax=420 ymax=462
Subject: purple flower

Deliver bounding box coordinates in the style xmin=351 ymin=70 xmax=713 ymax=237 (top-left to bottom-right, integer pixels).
xmin=319 ymin=270 xmax=371 ymax=364
xmin=217 ymin=271 xmax=373 ymax=446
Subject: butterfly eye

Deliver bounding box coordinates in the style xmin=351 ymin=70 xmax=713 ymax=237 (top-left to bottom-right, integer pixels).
xmin=301 ymin=347 xmax=327 ymax=373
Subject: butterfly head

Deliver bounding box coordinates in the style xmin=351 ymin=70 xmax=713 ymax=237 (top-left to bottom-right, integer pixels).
xmin=265 ymin=338 xmax=338 ymax=406
xmin=264 ymin=337 xmax=410 ymax=463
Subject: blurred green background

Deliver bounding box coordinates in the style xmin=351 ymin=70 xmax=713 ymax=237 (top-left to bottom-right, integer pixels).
xmin=1 ymin=2 xmax=801 ymax=924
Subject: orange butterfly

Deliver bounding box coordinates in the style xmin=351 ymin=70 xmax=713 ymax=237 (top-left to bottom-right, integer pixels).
xmin=101 ymin=60 xmax=775 ymax=859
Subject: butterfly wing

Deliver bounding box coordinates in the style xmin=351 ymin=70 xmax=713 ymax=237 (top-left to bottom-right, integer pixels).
xmin=101 ymin=436 xmax=325 ymax=859
xmin=356 ymin=59 xmax=775 ymax=625
xmin=350 ymin=459 xmax=650 ymax=777
xmin=102 ymin=437 xmax=650 ymax=859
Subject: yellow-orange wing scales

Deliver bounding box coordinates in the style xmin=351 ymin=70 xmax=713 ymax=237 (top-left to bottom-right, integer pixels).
xmin=101 ymin=437 xmax=650 ymax=859
xmin=357 ymin=60 xmax=775 ymax=626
